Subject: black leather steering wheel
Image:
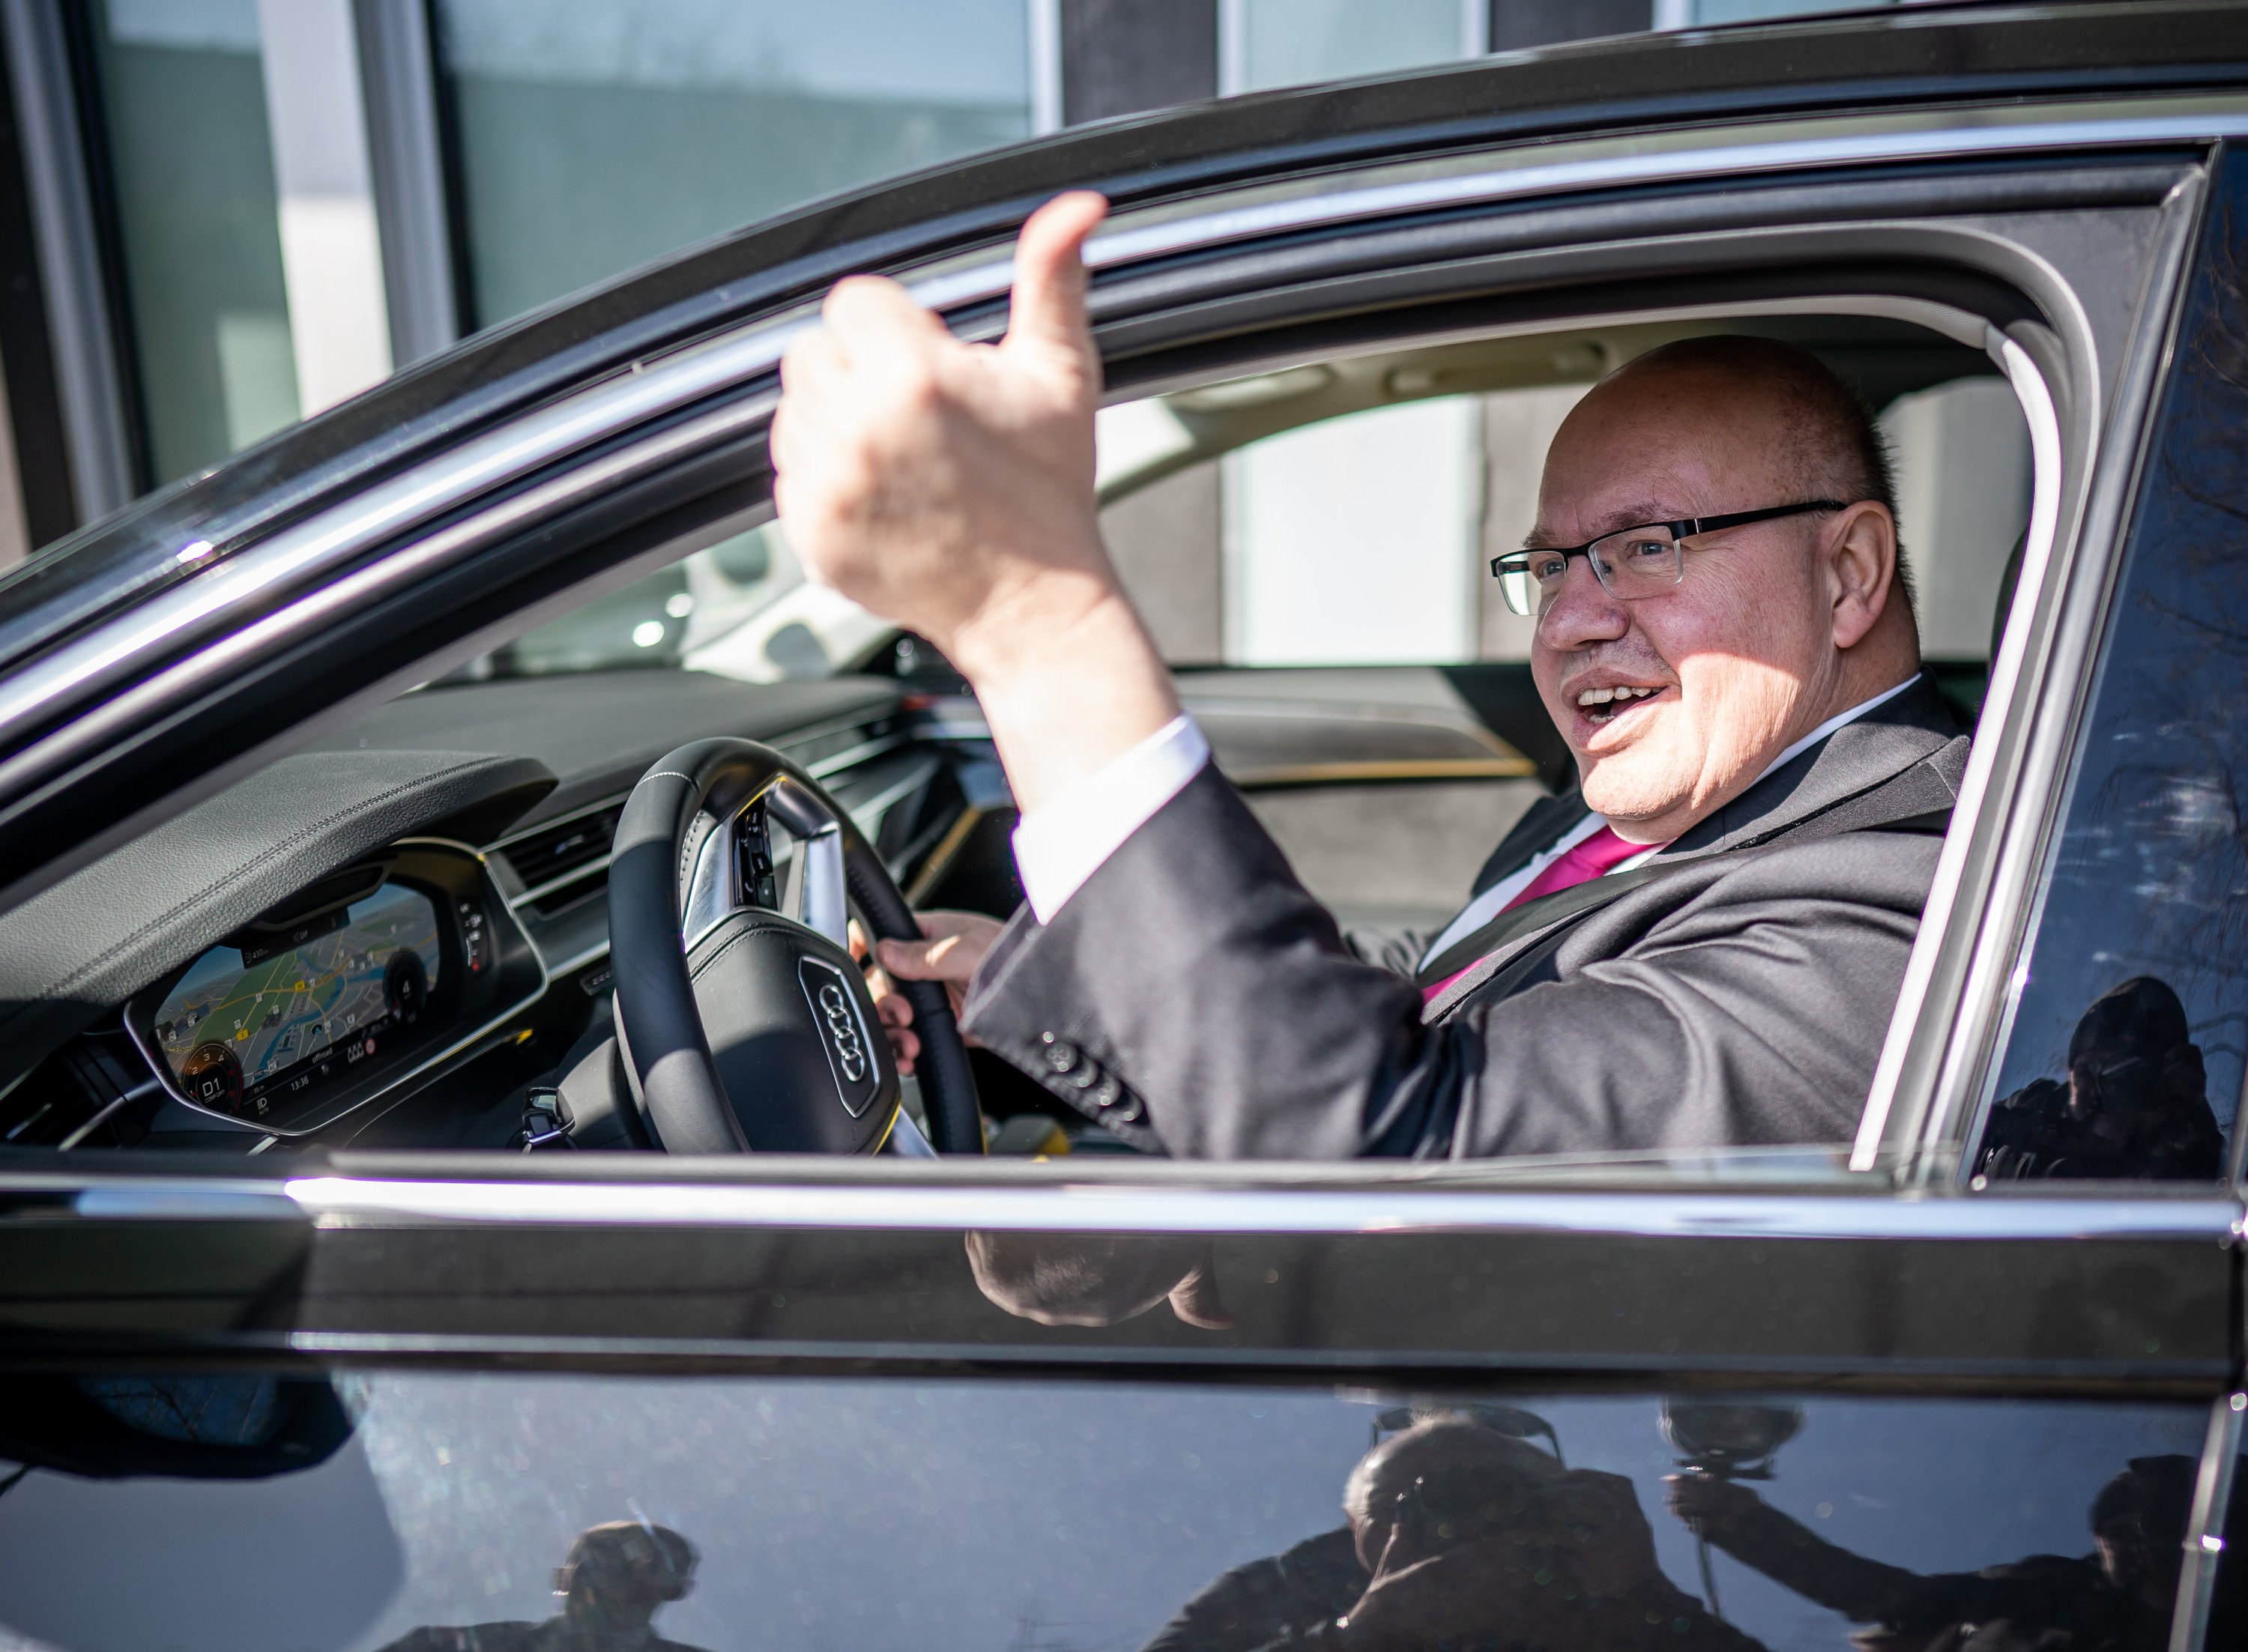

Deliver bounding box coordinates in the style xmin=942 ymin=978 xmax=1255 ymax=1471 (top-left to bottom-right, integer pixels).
xmin=608 ymin=738 xmax=983 ymax=1154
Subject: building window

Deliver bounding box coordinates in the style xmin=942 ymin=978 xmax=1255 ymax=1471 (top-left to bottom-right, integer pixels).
xmin=1220 ymin=0 xmax=1476 ymax=94
xmin=83 ymin=0 xmax=296 ymax=484
xmin=432 ymin=1 xmax=1033 ymax=328
xmin=80 ymin=0 xmax=390 ymax=488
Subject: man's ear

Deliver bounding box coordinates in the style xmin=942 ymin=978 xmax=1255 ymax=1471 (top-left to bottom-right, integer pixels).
xmin=1824 ymin=501 xmax=1897 ymax=650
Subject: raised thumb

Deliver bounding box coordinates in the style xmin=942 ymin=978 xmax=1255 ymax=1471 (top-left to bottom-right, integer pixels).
xmin=1000 ymin=191 xmax=1108 ymax=372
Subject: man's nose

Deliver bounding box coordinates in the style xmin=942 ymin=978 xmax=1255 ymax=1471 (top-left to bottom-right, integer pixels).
xmin=1536 ymin=554 xmax=1630 ymax=649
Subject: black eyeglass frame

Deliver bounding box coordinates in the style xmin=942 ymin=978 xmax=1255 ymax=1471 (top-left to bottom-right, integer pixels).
xmin=1489 ymin=499 xmax=1850 ymax=595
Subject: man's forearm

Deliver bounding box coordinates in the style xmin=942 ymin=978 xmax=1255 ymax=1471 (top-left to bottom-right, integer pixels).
xmin=946 ymin=575 xmax=1179 ymax=817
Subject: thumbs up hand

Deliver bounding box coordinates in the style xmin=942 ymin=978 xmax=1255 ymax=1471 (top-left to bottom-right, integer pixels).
xmin=773 ymin=192 xmax=1179 ymax=814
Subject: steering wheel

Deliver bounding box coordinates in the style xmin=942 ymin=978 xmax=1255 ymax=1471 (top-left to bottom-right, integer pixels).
xmin=607 ymin=738 xmax=983 ymax=1154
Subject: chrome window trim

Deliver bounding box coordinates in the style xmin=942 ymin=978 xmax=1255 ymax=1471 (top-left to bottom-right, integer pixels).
xmin=2172 ymin=1391 xmax=2245 ymax=1652
xmin=30 ymin=1175 xmax=2236 ymax=1242
xmin=4 ymin=106 xmax=2242 ymax=766
xmin=1851 ymin=326 xmax=2067 ymax=1169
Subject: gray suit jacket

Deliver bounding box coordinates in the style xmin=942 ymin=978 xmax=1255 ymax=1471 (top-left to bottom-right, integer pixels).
xmin=961 ymin=674 xmax=1968 ymax=1160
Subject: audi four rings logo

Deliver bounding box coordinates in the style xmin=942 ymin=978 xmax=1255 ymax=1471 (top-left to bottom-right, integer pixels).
xmin=817 ymin=980 xmax=868 ymax=1083
xmin=799 ymin=957 xmax=877 ymax=1115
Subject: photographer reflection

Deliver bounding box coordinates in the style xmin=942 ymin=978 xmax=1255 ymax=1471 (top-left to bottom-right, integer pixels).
xmin=381 ymin=1521 xmax=707 ymax=1652
xmin=965 ymin=1232 xmax=1233 ymax=1328
xmin=1978 ymin=976 xmax=2224 ymax=1181
xmin=1149 ymin=1415 xmax=1760 ymax=1652
xmin=1667 ymin=1454 xmax=2197 ymax=1651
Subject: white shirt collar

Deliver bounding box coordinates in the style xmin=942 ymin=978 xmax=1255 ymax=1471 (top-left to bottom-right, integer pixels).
xmin=1747 ymin=675 xmax=1919 ymax=791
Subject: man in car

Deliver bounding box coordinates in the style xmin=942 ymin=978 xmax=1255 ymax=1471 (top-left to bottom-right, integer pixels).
xmin=771 ymin=192 xmax=1968 ymax=1158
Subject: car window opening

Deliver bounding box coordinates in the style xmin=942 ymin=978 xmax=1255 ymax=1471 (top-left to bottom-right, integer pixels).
xmin=0 ymin=301 xmax=2076 ymax=1184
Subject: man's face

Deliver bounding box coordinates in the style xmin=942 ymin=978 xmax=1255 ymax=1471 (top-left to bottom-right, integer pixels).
xmin=1529 ymin=365 xmax=1856 ymax=841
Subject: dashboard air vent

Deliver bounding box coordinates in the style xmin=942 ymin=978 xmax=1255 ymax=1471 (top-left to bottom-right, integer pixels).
xmin=500 ymin=803 xmax=623 ymax=892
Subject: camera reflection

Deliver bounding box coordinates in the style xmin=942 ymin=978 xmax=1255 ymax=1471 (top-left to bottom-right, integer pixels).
xmin=1666 ymin=1454 xmax=2202 ymax=1651
xmin=379 ymin=1521 xmax=707 ymax=1652
xmin=1979 ymin=975 xmax=2225 ymax=1181
xmin=1148 ymin=1413 xmax=1756 ymax=1652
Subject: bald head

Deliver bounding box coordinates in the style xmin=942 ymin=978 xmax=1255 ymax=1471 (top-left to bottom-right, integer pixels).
xmin=1604 ymin=336 xmax=1904 ymax=581
xmin=1529 ymin=335 xmax=1921 ymax=841
xmin=1341 ymin=1420 xmax=1565 ymax=1573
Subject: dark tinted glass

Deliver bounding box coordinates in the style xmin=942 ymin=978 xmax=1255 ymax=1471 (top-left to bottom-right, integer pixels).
xmin=0 ymin=1370 xmax=2206 ymax=1652
xmin=1978 ymin=159 xmax=2248 ymax=1185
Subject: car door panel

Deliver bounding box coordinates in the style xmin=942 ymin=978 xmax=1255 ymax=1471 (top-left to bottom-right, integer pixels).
xmin=0 ymin=1364 xmax=2220 ymax=1652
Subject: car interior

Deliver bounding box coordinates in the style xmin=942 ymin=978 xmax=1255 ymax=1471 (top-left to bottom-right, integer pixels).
xmin=0 ymin=303 xmax=2034 ymax=1162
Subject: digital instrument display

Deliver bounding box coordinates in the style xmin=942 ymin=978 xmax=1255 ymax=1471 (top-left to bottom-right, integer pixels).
xmin=153 ymin=883 xmax=441 ymax=1122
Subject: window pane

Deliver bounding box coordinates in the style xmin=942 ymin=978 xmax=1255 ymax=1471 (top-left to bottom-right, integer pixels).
xmin=90 ymin=0 xmax=299 ymax=483
xmin=1686 ymin=0 xmax=1898 ymax=22
xmin=1976 ymin=161 xmax=2248 ymax=1185
xmin=1222 ymin=396 xmax=1482 ymax=666
xmin=434 ymin=0 xmax=1030 ymax=326
xmin=1237 ymin=0 xmax=1466 ymax=91
xmin=1879 ymin=377 xmax=2031 ymax=662
xmin=444 ymin=520 xmax=890 ymax=685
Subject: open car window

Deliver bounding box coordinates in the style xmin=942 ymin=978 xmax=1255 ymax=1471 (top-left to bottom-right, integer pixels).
xmin=0 ymin=300 xmax=2064 ymax=1183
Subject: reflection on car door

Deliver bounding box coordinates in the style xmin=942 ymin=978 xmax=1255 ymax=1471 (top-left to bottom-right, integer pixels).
xmin=0 ymin=1367 xmax=2232 ymax=1651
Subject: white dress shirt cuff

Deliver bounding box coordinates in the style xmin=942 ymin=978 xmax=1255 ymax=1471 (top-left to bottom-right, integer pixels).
xmin=1011 ymin=714 xmax=1211 ymax=923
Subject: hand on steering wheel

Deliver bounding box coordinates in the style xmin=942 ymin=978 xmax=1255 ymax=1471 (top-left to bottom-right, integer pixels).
xmin=854 ymin=911 xmax=1001 ymax=1075
xmin=608 ymin=739 xmax=983 ymax=1154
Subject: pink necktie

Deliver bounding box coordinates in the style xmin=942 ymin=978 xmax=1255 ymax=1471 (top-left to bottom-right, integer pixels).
xmin=1421 ymin=825 xmax=1652 ymax=1004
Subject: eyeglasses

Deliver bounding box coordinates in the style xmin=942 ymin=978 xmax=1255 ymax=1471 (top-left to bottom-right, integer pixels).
xmin=1490 ymin=500 xmax=1846 ymax=618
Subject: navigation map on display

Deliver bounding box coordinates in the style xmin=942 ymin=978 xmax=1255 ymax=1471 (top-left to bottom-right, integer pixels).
xmin=154 ymin=883 xmax=441 ymax=1119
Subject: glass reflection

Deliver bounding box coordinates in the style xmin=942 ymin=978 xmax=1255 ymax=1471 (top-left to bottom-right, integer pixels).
xmin=1152 ymin=1412 xmax=1753 ymax=1651
xmin=967 ymin=1232 xmax=1232 ymax=1328
xmin=1979 ymin=976 xmax=2226 ymax=1181
xmin=1669 ymin=1455 xmax=2194 ymax=1649
xmin=0 ymin=1371 xmax=2213 ymax=1652
xmin=1988 ymin=158 xmax=2248 ymax=1180
xmin=381 ymin=1522 xmax=707 ymax=1652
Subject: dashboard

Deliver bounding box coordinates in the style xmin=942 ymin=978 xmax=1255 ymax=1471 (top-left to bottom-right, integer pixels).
xmin=123 ymin=843 xmax=543 ymax=1137
xmin=0 ymin=669 xmax=967 ymax=1155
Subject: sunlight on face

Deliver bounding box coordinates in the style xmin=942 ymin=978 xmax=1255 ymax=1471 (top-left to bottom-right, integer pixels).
xmin=1528 ymin=363 xmax=1850 ymax=839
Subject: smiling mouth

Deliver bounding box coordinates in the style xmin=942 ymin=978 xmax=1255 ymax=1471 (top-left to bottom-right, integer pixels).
xmin=1575 ymin=685 xmax=1666 ymax=727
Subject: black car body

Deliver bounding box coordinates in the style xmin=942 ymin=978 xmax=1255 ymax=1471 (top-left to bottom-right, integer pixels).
xmin=0 ymin=5 xmax=2246 ymax=1648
